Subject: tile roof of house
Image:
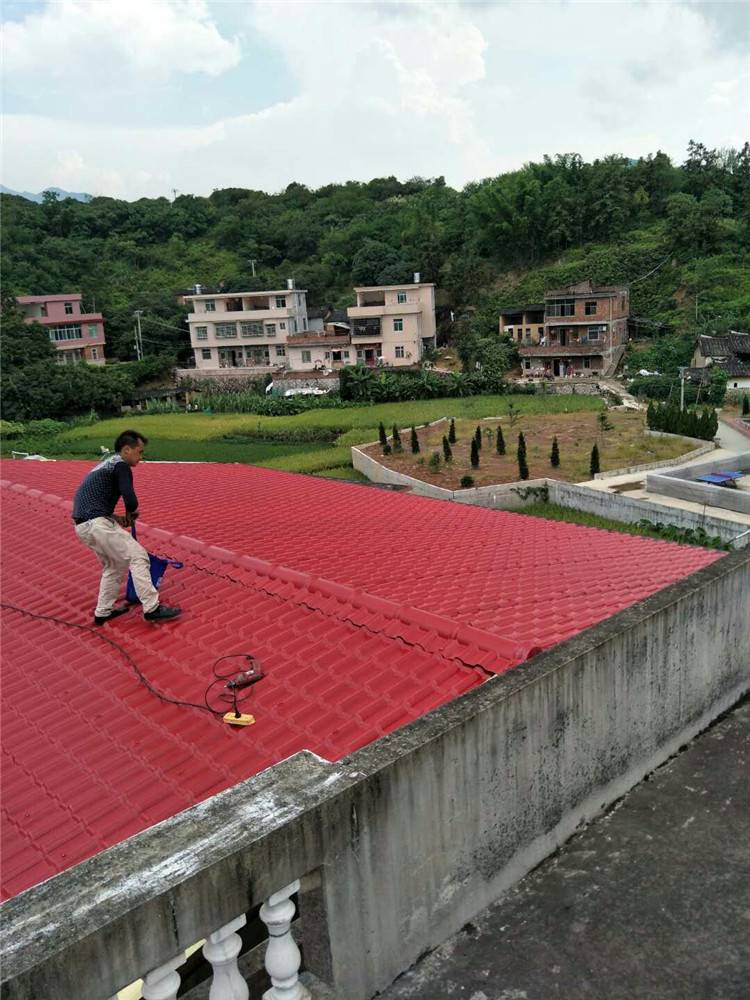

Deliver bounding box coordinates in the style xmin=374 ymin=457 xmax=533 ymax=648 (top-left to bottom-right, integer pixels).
xmin=697 ymin=333 xmax=750 ymax=358
xmin=0 ymin=461 xmax=722 ymax=900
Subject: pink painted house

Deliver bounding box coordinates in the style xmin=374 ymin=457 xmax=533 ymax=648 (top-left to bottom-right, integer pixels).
xmin=16 ymin=293 xmax=106 ymax=366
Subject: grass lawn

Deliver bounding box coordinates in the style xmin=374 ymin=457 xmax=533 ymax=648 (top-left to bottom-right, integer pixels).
xmin=5 ymin=395 xmax=603 ymax=476
xmin=363 ymin=410 xmax=699 ymax=487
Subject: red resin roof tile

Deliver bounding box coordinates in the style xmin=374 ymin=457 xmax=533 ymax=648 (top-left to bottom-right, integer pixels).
xmin=0 ymin=460 xmax=721 ymax=899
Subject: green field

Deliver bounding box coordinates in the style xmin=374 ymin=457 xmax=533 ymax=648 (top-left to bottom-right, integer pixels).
xmin=5 ymin=395 xmax=602 ymax=476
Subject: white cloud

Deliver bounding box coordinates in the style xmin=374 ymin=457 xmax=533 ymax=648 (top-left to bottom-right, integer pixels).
xmin=2 ymin=0 xmax=240 ymax=84
xmin=1 ymin=0 xmax=748 ymax=199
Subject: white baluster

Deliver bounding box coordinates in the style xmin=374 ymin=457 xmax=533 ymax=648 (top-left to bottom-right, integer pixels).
xmin=260 ymin=880 xmax=310 ymax=1000
xmin=141 ymin=952 xmax=185 ymax=1000
xmin=203 ymin=914 xmax=249 ymax=1000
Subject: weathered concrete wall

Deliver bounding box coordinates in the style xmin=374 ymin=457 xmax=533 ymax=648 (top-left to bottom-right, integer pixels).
xmin=548 ymin=481 xmax=749 ymax=545
xmin=646 ymin=452 xmax=750 ymax=516
xmin=2 ymin=552 xmax=748 ymax=1000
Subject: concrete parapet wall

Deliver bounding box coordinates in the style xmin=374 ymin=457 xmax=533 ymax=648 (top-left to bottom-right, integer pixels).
xmin=2 ymin=551 xmax=748 ymax=1000
xmin=547 ymin=480 xmax=749 ymax=545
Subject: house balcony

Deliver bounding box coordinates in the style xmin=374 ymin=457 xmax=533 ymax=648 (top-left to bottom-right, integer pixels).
xmin=519 ymin=344 xmax=606 ymax=357
xmin=350 ymin=319 xmax=382 ymax=338
xmin=287 ymin=333 xmax=351 ymax=348
xmin=348 ymin=303 xmax=421 ymax=318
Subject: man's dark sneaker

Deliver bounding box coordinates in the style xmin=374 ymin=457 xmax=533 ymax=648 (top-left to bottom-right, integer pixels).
xmin=144 ymin=604 xmax=182 ymax=622
xmin=94 ymin=606 xmax=131 ymax=626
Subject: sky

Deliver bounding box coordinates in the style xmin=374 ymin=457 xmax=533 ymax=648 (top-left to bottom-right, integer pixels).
xmin=1 ymin=0 xmax=749 ymax=201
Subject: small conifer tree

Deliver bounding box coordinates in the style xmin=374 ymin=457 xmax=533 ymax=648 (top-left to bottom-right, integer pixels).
xmin=550 ymin=436 xmax=560 ymax=468
xmin=392 ymin=424 xmax=403 ymax=453
xmin=517 ymin=433 xmax=529 ymax=480
xmin=590 ymin=443 xmax=600 ymax=477
xmin=442 ymin=435 xmax=453 ymax=461
xmin=470 ymin=438 xmax=480 ymax=468
xmin=742 ymin=394 xmax=749 ymax=416
xmin=383 ymin=442 xmax=392 ymax=455
xmin=474 ymin=426 xmax=482 ymax=450
xmin=448 ymin=418 xmax=457 ymax=444
xmin=378 ymin=422 xmax=388 ymax=448
xmin=496 ymin=425 xmax=505 ymax=455
xmin=428 ymin=451 xmax=441 ymax=469
xmin=410 ymin=426 xmax=420 ymax=454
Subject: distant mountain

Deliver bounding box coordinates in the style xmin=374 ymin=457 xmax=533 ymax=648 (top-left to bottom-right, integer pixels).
xmin=0 ymin=185 xmax=93 ymax=203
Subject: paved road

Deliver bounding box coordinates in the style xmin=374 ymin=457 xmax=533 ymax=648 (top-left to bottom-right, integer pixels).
xmin=717 ymin=419 xmax=750 ymax=455
xmin=378 ymin=699 xmax=750 ymax=1000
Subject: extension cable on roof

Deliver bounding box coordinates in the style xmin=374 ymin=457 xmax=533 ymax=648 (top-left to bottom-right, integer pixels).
xmin=0 ymin=602 xmax=265 ymax=727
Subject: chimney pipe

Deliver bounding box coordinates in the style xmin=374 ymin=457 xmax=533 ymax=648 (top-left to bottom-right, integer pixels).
xmin=195 ymin=283 xmax=202 ymax=295
xmin=287 ymin=278 xmax=295 ymax=290
xmin=413 ymin=272 xmax=420 ymax=284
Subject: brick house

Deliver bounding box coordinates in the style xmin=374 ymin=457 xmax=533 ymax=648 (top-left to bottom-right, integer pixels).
xmin=500 ymin=280 xmax=630 ymax=377
xmin=16 ymin=293 xmax=106 ymax=365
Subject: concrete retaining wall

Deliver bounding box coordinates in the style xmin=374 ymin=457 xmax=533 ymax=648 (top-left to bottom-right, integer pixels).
xmin=593 ymin=433 xmax=714 ymax=479
xmin=2 ymin=551 xmax=748 ymax=1000
xmin=548 ymin=481 xmax=748 ymax=545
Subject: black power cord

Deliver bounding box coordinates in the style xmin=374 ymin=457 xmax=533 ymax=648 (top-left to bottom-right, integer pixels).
xmin=0 ymin=602 xmax=264 ymax=721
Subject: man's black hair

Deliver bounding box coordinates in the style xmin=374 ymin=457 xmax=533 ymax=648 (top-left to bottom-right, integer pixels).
xmin=114 ymin=430 xmax=148 ymax=452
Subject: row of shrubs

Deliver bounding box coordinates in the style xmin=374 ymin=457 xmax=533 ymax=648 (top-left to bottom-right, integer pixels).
xmin=378 ymin=419 xmax=602 ymax=481
xmin=646 ymin=401 xmax=718 ymax=440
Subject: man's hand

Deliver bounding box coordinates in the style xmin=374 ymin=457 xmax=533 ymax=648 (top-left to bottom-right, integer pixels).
xmin=115 ymin=510 xmax=139 ymax=528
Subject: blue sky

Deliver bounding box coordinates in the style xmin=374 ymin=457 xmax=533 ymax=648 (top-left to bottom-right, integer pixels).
xmin=2 ymin=1 xmax=748 ymax=200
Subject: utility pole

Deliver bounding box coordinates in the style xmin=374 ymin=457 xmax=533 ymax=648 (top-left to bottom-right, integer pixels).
xmin=679 ymin=366 xmax=687 ymax=412
xmin=248 ymin=259 xmax=257 ymax=277
xmin=171 ymin=188 xmax=179 ymax=202
xmin=133 ymin=310 xmax=144 ymax=361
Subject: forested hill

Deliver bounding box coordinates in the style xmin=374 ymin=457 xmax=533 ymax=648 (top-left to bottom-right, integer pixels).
xmin=2 ymin=141 xmax=749 ymax=362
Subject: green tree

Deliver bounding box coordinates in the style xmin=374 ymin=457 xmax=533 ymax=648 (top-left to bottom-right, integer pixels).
xmin=590 ymin=443 xmax=600 ymax=477
xmin=442 ymin=435 xmax=452 ymax=461
xmin=517 ymin=431 xmax=529 ymax=480
xmin=550 ymin=436 xmax=560 ymax=468
xmin=392 ymin=423 xmax=403 ymax=452
xmin=410 ymin=426 xmax=420 ymax=453
xmin=448 ymin=418 xmax=456 ymax=443
xmin=470 ymin=438 xmax=480 ymax=468
xmin=742 ymin=394 xmax=749 ymax=416
xmin=496 ymin=425 xmax=505 ymax=455
xmin=474 ymin=426 xmax=482 ymax=450
xmin=378 ymin=421 xmax=388 ymax=448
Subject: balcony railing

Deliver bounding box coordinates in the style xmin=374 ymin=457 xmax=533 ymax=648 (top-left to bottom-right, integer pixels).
xmin=351 ymin=321 xmax=382 ymax=338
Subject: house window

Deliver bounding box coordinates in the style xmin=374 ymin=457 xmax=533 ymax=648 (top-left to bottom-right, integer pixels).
xmin=201 ymin=349 xmax=212 ymax=360
xmin=64 ymin=302 xmax=74 ymax=315
xmin=393 ymin=318 xmax=403 ymax=332
xmin=585 ymin=301 xmax=597 ymax=316
xmin=279 ymin=322 xmax=286 ymax=331
xmin=196 ymin=326 xmax=208 ymax=340
xmin=204 ymin=300 xmax=216 ymax=312
xmin=91 ymin=348 xmax=98 ymax=359
xmin=547 ymin=298 xmax=575 ymax=317
xmin=301 ymin=350 xmax=312 ymax=362
xmin=290 ymin=319 xmax=297 ymax=333
xmin=395 ymin=345 xmax=405 ymax=358
xmin=265 ymin=324 xmax=276 ymax=337
xmin=526 ymin=328 xmax=531 ymax=335
xmin=397 ymin=291 xmax=407 ymax=304
xmin=275 ymin=296 xmax=286 ymax=308
xmin=524 ymin=360 xmax=531 ymax=370
xmin=343 ymin=350 xmax=350 ymax=359
xmin=88 ymin=324 xmax=98 ymax=337
xmin=215 ymin=323 xmax=237 ymax=338
xmin=50 ymin=324 xmax=82 ymax=341
xmin=275 ymin=345 xmax=286 ymax=357
xmin=583 ymin=358 xmax=591 ymax=369
xmin=587 ymin=326 xmax=605 ymax=340
xmin=241 ymin=322 xmax=264 ymax=337
xmin=538 ymin=326 xmax=544 ymax=336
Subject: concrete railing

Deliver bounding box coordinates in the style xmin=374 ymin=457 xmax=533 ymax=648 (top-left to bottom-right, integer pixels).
xmin=2 ymin=551 xmax=749 ymax=1000
xmin=592 ymin=431 xmax=714 ymax=479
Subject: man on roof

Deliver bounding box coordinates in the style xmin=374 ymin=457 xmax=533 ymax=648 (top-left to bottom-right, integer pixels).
xmin=72 ymin=430 xmax=181 ymax=624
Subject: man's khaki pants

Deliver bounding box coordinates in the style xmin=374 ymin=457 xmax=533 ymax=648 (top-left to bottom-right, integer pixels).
xmin=75 ymin=517 xmax=159 ymax=616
